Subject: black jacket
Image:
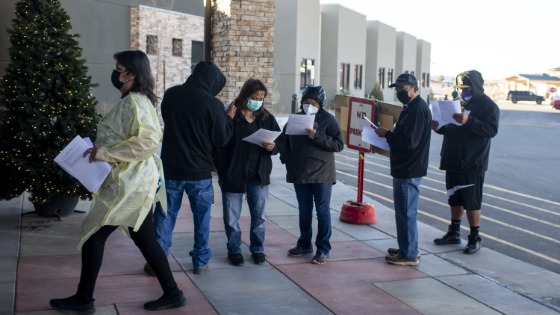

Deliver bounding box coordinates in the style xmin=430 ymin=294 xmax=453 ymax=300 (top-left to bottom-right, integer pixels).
xmin=385 ymin=96 xmax=432 ymax=178
xmin=277 ymin=109 xmax=344 ymax=184
xmin=215 ymin=111 xmax=281 ymax=193
xmin=436 ymin=70 xmax=499 ymax=175
xmin=160 ymin=61 xmax=233 ymax=181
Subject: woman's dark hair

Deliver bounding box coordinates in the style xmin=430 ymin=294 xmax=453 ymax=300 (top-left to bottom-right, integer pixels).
xmin=233 ymin=78 xmax=270 ymax=121
xmin=113 ymin=50 xmax=157 ymax=106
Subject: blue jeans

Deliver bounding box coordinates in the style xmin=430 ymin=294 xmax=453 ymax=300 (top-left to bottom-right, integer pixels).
xmin=393 ymin=177 xmax=421 ymax=259
xmin=293 ymin=183 xmax=332 ymax=255
xmin=222 ymin=182 xmax=268 ymax=254
xmin=154 ymin=179 xmax=213 ymax=269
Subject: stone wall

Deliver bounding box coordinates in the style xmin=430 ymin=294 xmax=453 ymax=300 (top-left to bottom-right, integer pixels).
xmin=130 ymin=5 xmax=204 ymax=101
xmin=211 ymin=0 xmax=276 ymax=110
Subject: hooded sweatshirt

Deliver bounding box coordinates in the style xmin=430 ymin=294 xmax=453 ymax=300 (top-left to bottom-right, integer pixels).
xmin=436 ymin=70 xmax=500 ymax=175
xmin=160 ymin=61 xmax=233 ymax=180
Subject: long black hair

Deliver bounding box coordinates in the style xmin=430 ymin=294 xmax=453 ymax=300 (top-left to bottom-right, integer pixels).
xmin=233 ymin=78 xmax=270 ymax=121
xmin=113 ymin=50 xmax=157 ymax=106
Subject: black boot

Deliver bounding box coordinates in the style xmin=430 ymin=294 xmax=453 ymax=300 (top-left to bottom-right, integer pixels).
xmin=433 ymin=225 xmax=461 ymax=245
xmin=463 ymin=235 xmax=481 ymax=254
xmin=144 ymin=290 xmax=187 ymax=311
xmin=50 ymin=295 xmax=95 ymax=314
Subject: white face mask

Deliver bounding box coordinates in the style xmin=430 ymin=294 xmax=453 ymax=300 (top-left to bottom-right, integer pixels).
xmin=303 ymin=103 xmax=319 ymax=115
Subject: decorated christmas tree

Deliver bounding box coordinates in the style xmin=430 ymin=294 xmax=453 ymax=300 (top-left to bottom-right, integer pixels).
xmin=0 ymin=0 xmax=100 ymax=209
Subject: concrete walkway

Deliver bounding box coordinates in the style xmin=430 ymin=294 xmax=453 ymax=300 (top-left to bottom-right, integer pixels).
xmin=1 ymin=155 xmax=559 ymax=315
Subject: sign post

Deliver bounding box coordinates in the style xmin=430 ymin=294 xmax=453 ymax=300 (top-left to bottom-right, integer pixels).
xmin=340 ymin=97 xmax=376 ymax=224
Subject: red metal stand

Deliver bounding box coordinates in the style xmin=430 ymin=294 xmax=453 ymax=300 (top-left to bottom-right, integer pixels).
xmin=339 ymin=152 xmax=376 ymax=224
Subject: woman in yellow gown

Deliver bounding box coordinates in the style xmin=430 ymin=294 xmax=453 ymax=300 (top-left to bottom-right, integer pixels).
xmin=50 ymin=50 xmax=186 ymax=313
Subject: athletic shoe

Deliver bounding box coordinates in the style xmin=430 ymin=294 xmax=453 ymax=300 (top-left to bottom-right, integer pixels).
xmin=287 ymin=246 xmax=313 ymax=257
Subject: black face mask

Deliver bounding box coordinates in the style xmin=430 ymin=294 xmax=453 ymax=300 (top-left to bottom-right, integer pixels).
xmin=396 ymin=90 xmax=411 ymax=105
xmin=111 ymin=69 xmax=125 ymax=90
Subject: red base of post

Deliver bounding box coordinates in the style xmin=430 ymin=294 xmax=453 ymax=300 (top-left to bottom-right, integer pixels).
xmin=339 ymin=200 xmax=376 ymax=224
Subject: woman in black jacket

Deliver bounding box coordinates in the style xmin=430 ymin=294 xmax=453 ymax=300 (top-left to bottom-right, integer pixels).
xmin=277 ymin=85 xmax=344 ymax=265
xmin=215 ymin=78 xmax=280 ymax=266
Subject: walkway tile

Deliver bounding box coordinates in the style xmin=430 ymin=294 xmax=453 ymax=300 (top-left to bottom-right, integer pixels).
xmin=278 ymin=259 xmax=426 ymax=314
xmin=375 ymin=278 xmax=501 ymax=315
xmin=188 ymin=265 xmax=331 ymax=315
xmin=438 ymin=274 xmax=560 ymax=315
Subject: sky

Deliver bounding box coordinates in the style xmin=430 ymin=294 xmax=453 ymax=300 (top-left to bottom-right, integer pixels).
xmin=319 ymin=0 xmax=560 ymax=81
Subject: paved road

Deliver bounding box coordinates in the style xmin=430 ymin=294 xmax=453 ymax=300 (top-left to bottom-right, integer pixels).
xmin=335 ymin=101 xmax=560 ymax=274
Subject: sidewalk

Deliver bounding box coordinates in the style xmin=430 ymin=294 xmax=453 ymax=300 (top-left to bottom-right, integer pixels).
xmin=1 ymin=154 xmax=559 ymax=315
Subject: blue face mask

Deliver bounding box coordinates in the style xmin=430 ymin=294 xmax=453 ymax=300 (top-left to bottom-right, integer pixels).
xmin=247 ymin=99 xmax=263 ymax=111
xmin=461 ymin=89 xmax=473 ymax=101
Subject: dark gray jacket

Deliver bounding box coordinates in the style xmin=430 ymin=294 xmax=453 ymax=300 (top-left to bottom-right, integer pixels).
xmin=277 ymin=109 xmax=343 ymax=184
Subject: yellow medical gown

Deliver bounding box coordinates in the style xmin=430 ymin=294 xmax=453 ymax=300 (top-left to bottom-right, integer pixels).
xmin=78 ymin=92 xmax=166 ymax=248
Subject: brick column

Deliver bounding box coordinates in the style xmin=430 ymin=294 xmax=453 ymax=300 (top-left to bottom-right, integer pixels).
xmin=212 ymin=0 xmax=275 ymax=110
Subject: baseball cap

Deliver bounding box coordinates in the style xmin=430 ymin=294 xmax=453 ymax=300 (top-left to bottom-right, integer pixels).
xmin=460 ymin=75 xmax=472 ymax=88
xmin=389 ymin=73 xmax=418 ymax=88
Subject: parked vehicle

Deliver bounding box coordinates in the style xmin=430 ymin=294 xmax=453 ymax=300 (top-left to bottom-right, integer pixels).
xmin=507 ymin=91 xmax=545 ymax=104
xmin=551 ymin=95 xmax=560 ymax=110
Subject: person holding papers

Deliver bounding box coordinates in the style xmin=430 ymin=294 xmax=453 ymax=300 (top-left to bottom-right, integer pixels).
xmin=50 ymin=50 xmax=186 ymax=313
xmin=375 ymin=73 xmax=431 ymax=266
xmin=432 ymin=70 xmax=500 ymax=254
xmin=214 ymin=78 xmax=280 ymax=266
xmin=277 ymin=85 xmax=343 ymax=265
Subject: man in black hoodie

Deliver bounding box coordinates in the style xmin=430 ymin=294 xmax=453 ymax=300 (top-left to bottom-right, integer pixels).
xmin=152 ymin=61 xmax=233 ymax=274
xmin=432 ymin=70 xmax=499 ymax=254
xmin=375 ymin=73 xmax=432 ymax=266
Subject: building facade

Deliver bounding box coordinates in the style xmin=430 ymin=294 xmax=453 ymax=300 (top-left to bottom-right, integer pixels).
xmin=1 ymin=0 xmax=431 ymax=114
xmin=274 ymin=0 xmax=322 ymax=113
xmin=366 ymin=21 xmax=397 ymax=102
xmin=320 ymin=4 xmax=367 ymax=109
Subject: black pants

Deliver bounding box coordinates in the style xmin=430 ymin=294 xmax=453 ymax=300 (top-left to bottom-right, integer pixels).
xmin=76 ymin=210 xmax=180 ymax=302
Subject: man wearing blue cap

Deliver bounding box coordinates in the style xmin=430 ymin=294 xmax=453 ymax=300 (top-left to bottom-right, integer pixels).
xmin=375 ymin=73 xmax=432 ymax=266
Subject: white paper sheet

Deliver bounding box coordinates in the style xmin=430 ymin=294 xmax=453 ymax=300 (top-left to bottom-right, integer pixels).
xmin=242 ymin=128 xmax=281 ymax=147
xmin=285 ymin=114 xmax=315 ymax=135
xmin=362 ymin=124 xmax=390 ymax=151
xmin=431 ymin=100 xmax=462 ymax=129
xmin=54 ymin=135 xmax=112 ymax=193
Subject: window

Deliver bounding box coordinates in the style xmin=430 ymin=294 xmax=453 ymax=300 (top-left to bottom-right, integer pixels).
xmin=172 ymin=38 xmax=183 ymax=56
xmin=421 ymin=73 xmax=426 ymax=87
xmin=427 ymin=73 xmax=430 ymax=87
xmin=300 ymin=58 xmax=315 ymax=90
xmin=378 ymin=67 xmax=385 ymax=89
xmin=340 ymin=63 xmax=350 ymax=90
xmin=387 ymin=68 xmax=394 ymax=87
xmin=191 ymin=41 xmax=204 ymax=72
xmin=146 ymin=35 xmax=158 ymax=55
xmin=354 ymin=64 xmax=363 ymax=89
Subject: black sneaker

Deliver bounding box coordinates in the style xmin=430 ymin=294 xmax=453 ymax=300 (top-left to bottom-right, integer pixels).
xmin=386 ymin=248 xmax=421 ymax=259
xmin=50 ymin=295 xmax=95 ymax=314
xmin=463 ymin=235 xmax=481 ymax=254
xmin=144 ymin=291 xmax=187 ymax=311
xmin=311 ymin=252 xmax=329 ymax=264
xmin=228 ymin=253 xmax=245 ymax=266
xmin=433 ymin=225 xmax=461 ymax=245
xmin=385 ymin=254 xmax=420 ymax=266
xmin=251 ymin=252 xmax=266 ymax=264
xmin=287 ymin=246 xmax=313 ymax=257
